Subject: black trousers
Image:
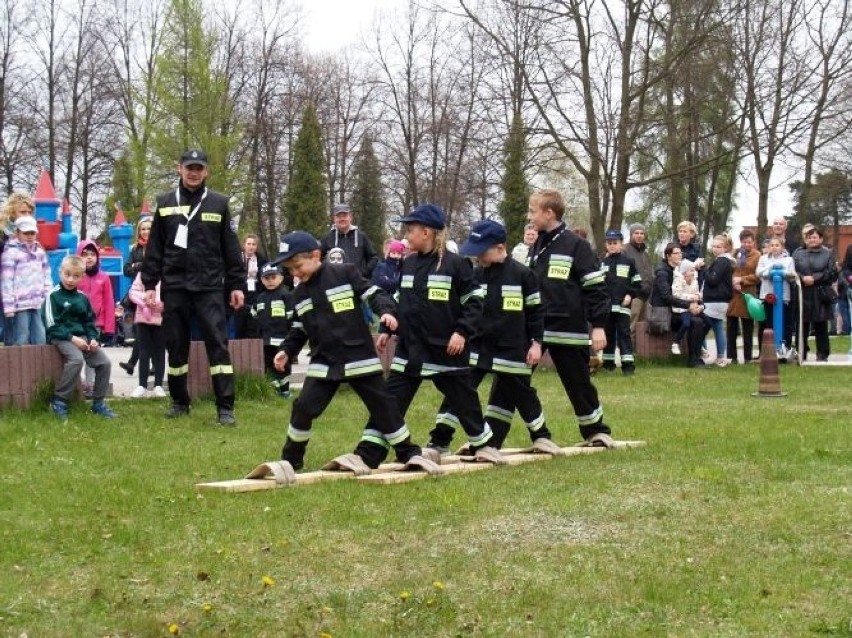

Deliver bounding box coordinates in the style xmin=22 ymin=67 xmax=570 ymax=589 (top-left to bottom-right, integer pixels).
xmin=603 ymin=312 xmax=635 ymax=369
xmin=546 ymin=344 xmax=611 ymax=439
xmin=726 ymin=316 xmax=755 ymax=362
xmin=136 ymin=322 xmax=166 ymax=387
xmin=162 ymin=289 xmax=234 ymax=409
xmin=366 ymin=370 xmax=492 ymax=462
xmin=430 ymin=367 xmax=550 ymax=449
xmin=673 ymin=312 xmax=711 ymax=366
xmin=281 ymin=374 xmax=419 ymax=469
xmin=802 ymin=321 xmax=830 ymax=360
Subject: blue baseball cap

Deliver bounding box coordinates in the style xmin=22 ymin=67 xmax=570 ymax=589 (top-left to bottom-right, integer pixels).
xmin=398 ymin=204 xmax=446 ymax=230
xmin=460 ymin=219 xmax=507 ymax=257
xmin=272 ymin=231 xmax=320 ymax=265
xmin=605 ymin=229 xmax=623 ymax=241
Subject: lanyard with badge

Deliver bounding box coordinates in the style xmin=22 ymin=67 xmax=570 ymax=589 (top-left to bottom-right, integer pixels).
xmin=528 ymin=225 xmax=566 ymax=268
xmin=173 ymin=187 xmax=207 ymax=249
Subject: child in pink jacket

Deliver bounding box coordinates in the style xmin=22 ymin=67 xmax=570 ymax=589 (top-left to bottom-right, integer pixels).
xmin=77 ymin=240 xmax=115 ymax=394
xmin=128 ymin=272 xmax=166 ymax=397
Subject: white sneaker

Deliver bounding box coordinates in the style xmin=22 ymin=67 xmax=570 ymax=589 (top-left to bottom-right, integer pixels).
xmin=152 ymin=386 xmax=167 ymax=398
xmin=671 ymin=343 xmax=681 ymax=355
xmin=130 ymin=385 xmax=147 ymax=398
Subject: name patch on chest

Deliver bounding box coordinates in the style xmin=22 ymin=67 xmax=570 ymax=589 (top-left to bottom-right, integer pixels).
xmin=547 ymin=254 xmax=573 ymax=280
xmin=332 ymin=298 xmax=355 ymax=313
xmin=201 ymin=213 xmax=222 ymax=223
xmin=428 ymin=288 xmax=449 ymax=302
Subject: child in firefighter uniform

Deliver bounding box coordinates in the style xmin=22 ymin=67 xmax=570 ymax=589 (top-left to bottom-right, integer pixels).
xmin=252 ymin=263 xmax=293 ymax=398
xmin=600 ymin=229 xmax=642 ymax=375
xmin=527 ymin=189 xmax=617 ymax=446
xmin=367 ymin=204 xmax=505 ymax=465
xmin=427 ymin=220 xmax=562 ymax=454
xmin=272 ymin=231 xmax=439 ymax=476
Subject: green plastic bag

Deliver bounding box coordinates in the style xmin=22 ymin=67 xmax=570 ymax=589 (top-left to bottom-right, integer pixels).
xmin=744 ymin=293 xmax=766 ymax=321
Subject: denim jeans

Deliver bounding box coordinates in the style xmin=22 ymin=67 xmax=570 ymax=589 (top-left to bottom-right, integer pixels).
xmin=706 ymin=316 xmax=726 ymax=359
xmin=11 ymin=309 xmax=46 ymax=345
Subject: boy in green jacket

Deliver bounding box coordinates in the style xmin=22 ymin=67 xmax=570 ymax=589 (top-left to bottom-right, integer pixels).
xmin=42 ymin=255 xmax=116 ymax=422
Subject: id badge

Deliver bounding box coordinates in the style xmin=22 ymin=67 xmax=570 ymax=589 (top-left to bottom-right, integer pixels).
xmin=247 ymin=279 xmax=256 ymax=292
xmin=174 ymin=224 xmax=188 ymax=249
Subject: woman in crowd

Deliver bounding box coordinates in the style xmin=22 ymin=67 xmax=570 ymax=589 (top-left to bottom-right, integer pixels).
xmin=120 ymin=217 xmax=152 ymax=375
xmin=649 ymin=242 xmax=709 ymax=367
xmin=792 ymin=226 xmax=837 ymax=361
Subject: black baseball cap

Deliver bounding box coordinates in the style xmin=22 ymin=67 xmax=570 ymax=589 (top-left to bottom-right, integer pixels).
xmin=180 ymin=149 xmax=208 ymax=167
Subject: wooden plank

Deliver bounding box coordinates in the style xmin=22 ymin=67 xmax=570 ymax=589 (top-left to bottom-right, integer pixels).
xmin=568 ymin=440 xmax=647 ymax=450
xmin=195 ymin=461 xmax=408 ymax=492
xmin=358 ymin=452 xmax=552 ymax=485
xmin=357 ymin=460 xmax=494 ymax=484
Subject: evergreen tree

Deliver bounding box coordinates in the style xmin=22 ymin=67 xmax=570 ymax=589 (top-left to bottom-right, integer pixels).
xmin=349 ymin=135 xmax=387 ymax=249
xmin=284 ymin=104 xmax=328 ymax=239
xmin=150 ymin=0 xmax=242 ymax=195
xmin=497 ymin=113 xmax=531 ymax=247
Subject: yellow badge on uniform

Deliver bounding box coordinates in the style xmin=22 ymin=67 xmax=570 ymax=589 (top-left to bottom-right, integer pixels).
xmin=503 ymin=297 xmax=523 ymax=311
xmin=332 ymin=298 xmax=355 ymax=313
xmin=201 ymin=213 xmax=222 ymax=223
xmin=428 ymin=288 xmax=449 ymax=302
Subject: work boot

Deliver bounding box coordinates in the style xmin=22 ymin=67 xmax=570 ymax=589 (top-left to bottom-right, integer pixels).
xmin=165 ymin=403 xmax=191 ymax=419
xmin=216 ymin=408 xmax=236 ymax=426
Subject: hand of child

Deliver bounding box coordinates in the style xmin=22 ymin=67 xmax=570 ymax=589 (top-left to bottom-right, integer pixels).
xmin=88 ymin=339 xmax=100 ymax=351
xmin=379 ymin=313 xmax=398 ymax=332
xmin=446 ymin=332 xmax=465 ymax=356
xmin=621 ymin=294 xmax=631 ymax=307
xmin=590 ymin=327 xmax=606 ymax=353
xmin=526 ymin=341 xmax=542 ymax=366
xmin=71 ymin=335 xmax=88 ymax=351
xmin=273 ymin=351 xmax=289 ymax=372
xmin=144 ymin=290 xmax=156 ymax=307
xmin=375 ymin=333 xmax=390 ymax=354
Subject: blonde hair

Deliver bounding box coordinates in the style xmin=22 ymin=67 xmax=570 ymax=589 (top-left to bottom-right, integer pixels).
xmin=2 ymin=192 xmax=35 ymax=228
xmin=714 ymin=234 xmax=733 ymax=253
xmin=61 ymin=254 xmax=85 ymax=274
xmin=134 ymin=217 xmax=152 ymax=243
xmin=531 ymin=189 xmax=565 ymax=220
xmin=677 ymin=221 xmax=697 ymax=238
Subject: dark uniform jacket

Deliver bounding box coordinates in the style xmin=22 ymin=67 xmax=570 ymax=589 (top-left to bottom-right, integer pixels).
xmin=142 ymin=182 xmax=243 ymax=294
xmin=390 ymin=249 xmax=484 ymax=375
xmin=601 ymin=252 xmax=641 ymax=317
xmin=281 ymin=263 xmax=394 ymax=380
xmin=529 ymin=223 xmax=609 ymax=347
xmin=320 ymin=227 xmax=379 ymax=278
xmin=251 ymin=282 xmax=292 ymax=348
xmin=470 ymin=258 xmax=543 ymax=375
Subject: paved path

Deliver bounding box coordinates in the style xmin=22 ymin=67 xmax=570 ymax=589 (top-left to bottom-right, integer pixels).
xmin=102 ymin=345 xmax=309 ymax=398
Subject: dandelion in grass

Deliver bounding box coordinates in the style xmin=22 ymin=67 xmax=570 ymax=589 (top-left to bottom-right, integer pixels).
xmin=168 ymin=623 xmax=180 ymax=635
xmin=202 ymin=603 xmax=213 ymax=613
xmin=433 ymin=581 xmax=444 ymax=591
xmin=399 ymin=591 xmax=410 ymax=601
xmin=262 ymin=575 xmax=275 ymax=587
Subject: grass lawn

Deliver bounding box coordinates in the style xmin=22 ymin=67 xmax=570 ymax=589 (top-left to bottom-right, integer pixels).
xmin=1 ymin=349 xmax=850 ymax=637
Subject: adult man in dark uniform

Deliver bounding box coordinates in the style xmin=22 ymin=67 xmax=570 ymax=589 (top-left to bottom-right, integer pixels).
xmin=141 ymin=149 xmax=244 ymax=425
xmin=319 ymin=203 xmax=379 ymax=278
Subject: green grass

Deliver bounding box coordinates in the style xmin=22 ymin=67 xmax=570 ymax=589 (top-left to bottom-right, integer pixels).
xmin=1 ymin=354 xmax=850 ymax=637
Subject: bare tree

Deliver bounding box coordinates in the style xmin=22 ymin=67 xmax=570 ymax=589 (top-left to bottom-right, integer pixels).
xmin=736 ymin=0 xmax=814 ymax=238
xmin=0 ymin=0 xmax=36 ymax=192
xmin=791 ymin=0 xmax=852 ymax=221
